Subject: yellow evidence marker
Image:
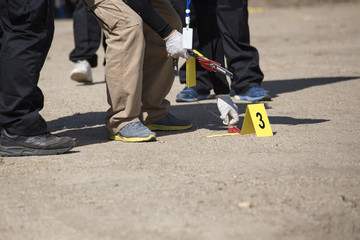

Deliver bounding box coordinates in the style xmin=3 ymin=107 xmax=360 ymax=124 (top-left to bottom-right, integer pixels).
xmin=186 ymin=57 xmax=196 ymax=87
xmin=241 ymin=103 xmax=273 ymax=137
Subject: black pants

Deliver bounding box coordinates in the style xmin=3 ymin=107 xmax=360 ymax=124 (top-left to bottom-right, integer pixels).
xmin=177 ymin=0 xmax=264 ymax=94
xmin=0 ymin=0 xmax=54 ymax=136
xmin=217 ymin=0 xmax=264 ymax=94
xmin=176 ymin=0 xmax=229 ymax=95
xmin=69 ymin=0 xmax=102 ymax=68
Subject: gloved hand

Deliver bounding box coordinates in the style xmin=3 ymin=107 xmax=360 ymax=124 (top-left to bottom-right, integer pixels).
xmin=217 ymin=94 xmax=239 ymax=126
xmin=164 ymin=30 xmax=190 ymax=59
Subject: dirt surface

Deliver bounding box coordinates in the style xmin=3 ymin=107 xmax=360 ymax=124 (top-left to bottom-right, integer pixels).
xmin=1 ymin=2 xmax=360 ymax=240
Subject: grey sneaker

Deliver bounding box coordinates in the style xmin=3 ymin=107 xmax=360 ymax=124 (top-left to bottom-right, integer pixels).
xmin=0 ymin=129 xmax=76 ymax=157
xmin=147 ymin=113 xmax=192 ymax=131
xmin=110 ymin=122 xmax=156 ymax=142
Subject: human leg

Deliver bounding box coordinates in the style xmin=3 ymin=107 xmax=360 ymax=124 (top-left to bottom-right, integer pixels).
xmin=175 ymin=1 xmax=213 ymax=102
xmin=83 ymin=0 xmax=154 ymax=140
xmin=141 ymin=0 xmax=192 ymax=130
xmin=69 ymin=0 xmax=102 ymax=83
xmin=141 ymin=1 xmax=181 ymax=121
xmin=191 ymin=0 xmax=229 ymax=96
xmin=217 ymin=0 xmax=270 ymax=101
xmin=69 ymin=0 xmax=101 ymax=67
xmin=0 ymin=0 xmax=75 ymax=156
xmin=175 ymin=0 xmax=229 ymax=101
xmin=0 ymin=0 xmax=53 ymax=136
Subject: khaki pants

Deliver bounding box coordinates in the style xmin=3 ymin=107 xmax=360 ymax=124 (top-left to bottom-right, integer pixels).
xmin=82 ymin=0 xmax=182 ymax=136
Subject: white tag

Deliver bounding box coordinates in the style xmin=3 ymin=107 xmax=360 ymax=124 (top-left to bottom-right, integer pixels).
xmin=182 ymin=27 xmax=193 ymax=49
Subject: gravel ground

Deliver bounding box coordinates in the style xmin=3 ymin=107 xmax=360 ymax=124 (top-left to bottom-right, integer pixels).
xmin=1 ymin=2 xmax=360 ymax=240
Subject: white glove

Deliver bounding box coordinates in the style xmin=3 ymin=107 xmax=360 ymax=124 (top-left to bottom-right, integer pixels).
xmin=217 ymin=94 xmax=239 ymax=126
xmin=164 ymin=30 xmax=190 ymax=59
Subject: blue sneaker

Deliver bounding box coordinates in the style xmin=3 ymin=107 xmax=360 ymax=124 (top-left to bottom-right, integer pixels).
xmin=147 ymin=113 xmax=192 ymax=131
xmin=110 ymin=122 xmax=156 ymax=142
xmin=234 ymin=86 xmax=271 ymax=102
xmin=176 ymin=87 xmax=210 ymax=102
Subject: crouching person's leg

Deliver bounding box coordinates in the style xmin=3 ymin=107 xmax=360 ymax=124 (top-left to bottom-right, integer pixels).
xmin=83 ymin=0 xmax=156 ymax=142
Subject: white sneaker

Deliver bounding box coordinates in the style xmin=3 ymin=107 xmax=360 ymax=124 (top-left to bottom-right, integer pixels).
xmin=70 ymin=60 xmax=92 ymax=83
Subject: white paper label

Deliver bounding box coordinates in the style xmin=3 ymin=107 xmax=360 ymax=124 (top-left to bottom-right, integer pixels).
xmin=182 ymin=27 xmax=193 ymax=49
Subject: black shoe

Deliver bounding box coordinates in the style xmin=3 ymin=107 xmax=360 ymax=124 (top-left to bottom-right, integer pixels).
xmin=0 ymin=129 xmax=76 ymax=157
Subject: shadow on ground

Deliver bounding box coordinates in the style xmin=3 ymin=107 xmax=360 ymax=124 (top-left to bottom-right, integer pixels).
xmin=47 ymin=106 xmax=328 ymax=147
xmin=48 ymin=76 xmax=358 ymax=147
xmin=262 ymin=76 xmax=359 ymax=98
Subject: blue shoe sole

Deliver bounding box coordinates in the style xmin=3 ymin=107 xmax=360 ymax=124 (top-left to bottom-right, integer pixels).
xmin=176 ymin=95 xmax=210 ymax=102
xmin=234 ymin=94 xmax=271 ymax=102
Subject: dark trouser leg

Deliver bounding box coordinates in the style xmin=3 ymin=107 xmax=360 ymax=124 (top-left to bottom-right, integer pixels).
xmin=69 ymin=0 xmax=101 ymax=67
xmin=0 ymin=0 xmax=54 ymax=136
xmin=193 ymin=0 xmax=229 ymax=95
xmin=217 ymin=0 xmax=264 ymax=94
xmin=178 ymin=0 xmax=229 ymax=95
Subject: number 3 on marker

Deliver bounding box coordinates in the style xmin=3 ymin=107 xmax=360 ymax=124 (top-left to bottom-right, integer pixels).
xmin=256 ymin=112 xmax=265 ymax=129
xmin=241 ymin=103 xmax=273 ymax=137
